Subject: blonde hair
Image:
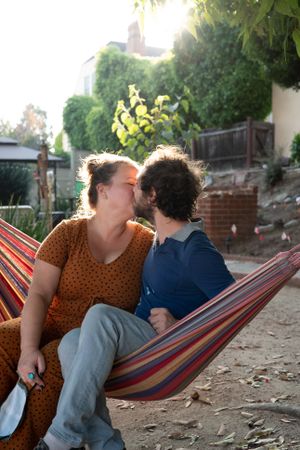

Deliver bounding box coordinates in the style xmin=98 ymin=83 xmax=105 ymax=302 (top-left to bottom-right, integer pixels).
xmin=75 ymin=153 xmax=139 ymax=217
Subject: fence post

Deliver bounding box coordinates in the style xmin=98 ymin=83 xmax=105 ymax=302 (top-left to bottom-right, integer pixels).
xmin=246 ymin=117 xmax=253 ymax=168
xmin=191 ymin=139 xmax=197 ymax=160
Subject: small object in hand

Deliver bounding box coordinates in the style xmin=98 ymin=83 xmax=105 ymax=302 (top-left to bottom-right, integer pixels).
xmin=27 ymin=372 xmax=35 ymax=380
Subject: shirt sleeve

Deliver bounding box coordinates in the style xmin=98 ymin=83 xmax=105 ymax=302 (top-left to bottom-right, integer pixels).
xmin=186 ymin=232 xmax=235 ymax=299
xmin=35 ymin=220 xmax=69 ymax=268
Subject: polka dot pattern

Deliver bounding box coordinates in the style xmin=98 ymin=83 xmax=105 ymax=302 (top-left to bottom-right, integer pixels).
xmin=0 ymin=219 xmax=153 ymax=448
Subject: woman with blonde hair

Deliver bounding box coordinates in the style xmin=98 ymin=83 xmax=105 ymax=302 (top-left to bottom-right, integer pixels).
xmin=0 ymin=153 xmax=153 ymax=449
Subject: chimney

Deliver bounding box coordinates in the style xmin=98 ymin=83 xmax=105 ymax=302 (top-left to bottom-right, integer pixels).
xmin=127 ymin=21 xmax=145 ymax=56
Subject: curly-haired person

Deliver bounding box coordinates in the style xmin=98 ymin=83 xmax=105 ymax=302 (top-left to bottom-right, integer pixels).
xmin=35 ymin=146 xmax=235 ymax=450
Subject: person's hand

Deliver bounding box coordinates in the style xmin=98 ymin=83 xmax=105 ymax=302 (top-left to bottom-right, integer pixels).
xmin=148 ymin=308 xmax=177 ymax=334
xmin=17 ymin=348 xmax=46 ymax=389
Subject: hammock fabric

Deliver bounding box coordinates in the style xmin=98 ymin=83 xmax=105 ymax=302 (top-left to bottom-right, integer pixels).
xmin=0 ymin=218 xmax=299 ymax=401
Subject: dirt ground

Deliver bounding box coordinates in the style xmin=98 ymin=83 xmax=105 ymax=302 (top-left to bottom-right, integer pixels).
xmin=209 ymin=167 xmax=300 ymax=259
xmin=108 ymin=285 xmax=300 ymax=450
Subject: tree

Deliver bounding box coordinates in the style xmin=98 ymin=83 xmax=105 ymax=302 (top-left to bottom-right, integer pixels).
xmin=0 ymin=119 xmax=15 ymax=138
xmin=135 ymin=0 xmax=300 ymax=55
xmin=246 ymin=31 xmax=300 ymax=90
xmin=14 ymin=104 xmax=51 ymax=149
xmin=112 ymin=84 xmax=200 ymax=162
xmin=63 ymin=96 xmax=96 ymax=149
xmin=0 ymin=163 xmax=32 ymax=205
xmin=86 ymin=105 xmax=119 ymax=152
xmin=94 ymin=46 xmax=151 ymax=112
xmin=135 ymin=0 xmax=300 ymax=89
xmin=148 ymin=57 xmax=182 ymax=102
xmin=51 ymin=131 xmax=70 ymax=162
xmin=173 ymin=22 xmax=271 ymax=128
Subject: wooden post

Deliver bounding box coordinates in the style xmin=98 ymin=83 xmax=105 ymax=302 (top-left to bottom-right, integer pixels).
xmin=38 ymin=142 xmax=52 ymax=233
xmin=191 ymin=139 xmax=197 ymax=160
xmin=246 ymin=117 xmax=253 ymax=168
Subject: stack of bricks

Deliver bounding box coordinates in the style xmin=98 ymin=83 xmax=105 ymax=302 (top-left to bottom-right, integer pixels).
xmin=195 ymin=185 xmax=258 ymax=248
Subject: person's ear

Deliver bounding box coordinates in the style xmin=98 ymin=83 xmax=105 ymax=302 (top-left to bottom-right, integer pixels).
xmin=148 ymin=188 xmax=157 ymax=205
xmin=96 ymin=183 xmax=108 ymax=199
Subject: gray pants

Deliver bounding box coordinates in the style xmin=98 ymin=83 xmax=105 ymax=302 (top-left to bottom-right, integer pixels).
xmin=48 ymin=304 xmax=156 ymax=449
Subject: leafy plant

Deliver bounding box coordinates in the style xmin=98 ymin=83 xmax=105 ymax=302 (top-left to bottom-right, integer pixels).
xmin=264 ymin=159 xmax=284 ymax=188
xmin=86 ymin=104 xmax=119 ymax=151
xmin=290 ymin=133 xmax=300 ymax=164
xmin=173 ymin=22 xmax=272 ymax=128
xmin=0 ymin=203 xmax=49 ymax=241
xmin=112 ymin=84 xmax=200 ymax=161
xmin=135 ymin=0 xmax=300 ymax=63
xmin=63 ymin=96 xmax=96 ymax=149
xmin=0 ymin=163 xmax=32 ymax=205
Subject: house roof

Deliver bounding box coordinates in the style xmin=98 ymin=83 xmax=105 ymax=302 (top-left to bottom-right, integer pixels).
xmin=0 ymin=137 xmax=62 ymax=164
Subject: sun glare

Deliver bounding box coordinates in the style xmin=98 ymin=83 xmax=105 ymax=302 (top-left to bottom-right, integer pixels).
xmin=143 ymin=0 xmax=192 ymax=49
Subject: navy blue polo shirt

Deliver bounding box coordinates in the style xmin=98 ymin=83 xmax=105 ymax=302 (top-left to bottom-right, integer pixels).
xmin=135 ymin=221 xmax=235 ymax=322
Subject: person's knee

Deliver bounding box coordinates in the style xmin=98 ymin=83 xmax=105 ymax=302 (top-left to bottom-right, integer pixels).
xmin=84 ymin=304 xmax=120 ymax=326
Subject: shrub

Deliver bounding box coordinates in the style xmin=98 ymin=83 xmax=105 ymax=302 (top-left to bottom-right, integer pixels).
xmin=290 ymin=133 xmax=300 ymax=164
xmin=264 ymin=159 xmax=284 ymax=188
xmin=63 ymin=96 xmax=96 ymax=149
xmin=0 ymin=203 xmax=49 ymax=241
xmin=0 ymin=163 xmax=32 ymax=205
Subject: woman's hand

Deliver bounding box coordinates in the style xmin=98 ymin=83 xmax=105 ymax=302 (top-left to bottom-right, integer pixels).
xmin=17 ymin=348 xmax=46 ymax=389
xmin=149 ymin=308 xmax=177 ymax=334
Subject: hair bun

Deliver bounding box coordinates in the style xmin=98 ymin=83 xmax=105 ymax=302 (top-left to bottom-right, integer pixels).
xmin=85 ymin=156 xmax=99 ymax=177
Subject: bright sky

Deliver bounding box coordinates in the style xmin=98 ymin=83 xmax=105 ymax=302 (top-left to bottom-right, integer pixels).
xmin=0 ymin=0 xmax=190 ymax=138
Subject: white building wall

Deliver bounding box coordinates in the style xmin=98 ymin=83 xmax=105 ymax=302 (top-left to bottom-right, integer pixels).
xmin=272 ymin=84 xmax=300 ymax=157
xmin=74 ymin=56 xmax=97 ymax=96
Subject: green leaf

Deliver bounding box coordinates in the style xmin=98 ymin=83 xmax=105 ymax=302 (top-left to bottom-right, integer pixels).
xmin=124 ymin=117 xmax=133 ymax=128
xmin=111 ymin=122 xmax=118 ymax=132
xmin=181 ymin=99 xmax=189 ymax=114
xmin=135 ymin=105 xmax=147 ymax=116
xmin=254 ymin=0 xmax=275 ymax=26
xmin=139 ymin=119 xmax=150 ymax=128
xmin=128 ymin=124 xmax=139 ymax=135
xmin=275 ymin=0 xmax=296 ymax=16
xmin=292 ymin=28 xmax=300 ymax=57
xmin=126 ymin=138 xmax=136 ymax=148
xmin=130 ymin=96 xmax=138 ymax=108
xmin=186 ymin=14 xmax=198 ymax=39
xmin=121 ymin=112 xmax=129 ymax=123
xmin=288 ymin=0 xmax=299 ymax=8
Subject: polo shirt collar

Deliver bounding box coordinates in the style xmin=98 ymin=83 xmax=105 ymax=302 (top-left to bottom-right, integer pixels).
xmin=170 ymin=220 xmax=204 ymax=242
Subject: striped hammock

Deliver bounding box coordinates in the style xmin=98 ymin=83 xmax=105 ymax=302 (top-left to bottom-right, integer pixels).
xmin=0 ymin=218 xmax=299 ymax=401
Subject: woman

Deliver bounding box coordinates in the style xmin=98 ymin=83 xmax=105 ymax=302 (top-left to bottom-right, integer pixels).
xmin=0 ymin=153 xmax=153 ymax=449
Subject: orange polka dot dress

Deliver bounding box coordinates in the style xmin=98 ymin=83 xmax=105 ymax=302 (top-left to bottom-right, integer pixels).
xmin=0 ymin=218 xmax=153 ymax=449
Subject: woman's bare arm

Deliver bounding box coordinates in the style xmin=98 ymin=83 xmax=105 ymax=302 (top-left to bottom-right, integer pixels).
xmin=18 ymin=259 xmax=61 ymax=387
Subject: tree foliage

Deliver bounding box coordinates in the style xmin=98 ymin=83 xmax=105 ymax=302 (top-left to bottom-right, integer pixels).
xmin=94 ymin=46 xmax=151 ymax=112
xmin=135 ymin=0 xmax=300 ymax=89
xmin=0 ymin=105 xmax=51 ymax=149
xmin=290 ymin=132 xmax=300 ymax=163
xmin=0 ymin=163 xmax=32 ymax=205
xmin=148 ymin=56 xmax=181 ymax=102
xmin=86 ymin=105 xmax=119 ymax=151
xmin=246 ymin=31 xmax=300 ymax=90
xmin=63 ymin=96 xmax=96 ymax=149
xmin=14 ymin=104 xmax=51 ymax=149
xmin=112 ymin=84 xmax=200 ymax=161
xmin=173 ymin=22 xmax=272 ymax=128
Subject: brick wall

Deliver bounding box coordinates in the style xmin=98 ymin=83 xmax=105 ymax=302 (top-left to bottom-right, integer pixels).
xmin=195 ymin=185 xmax=258 ymax=248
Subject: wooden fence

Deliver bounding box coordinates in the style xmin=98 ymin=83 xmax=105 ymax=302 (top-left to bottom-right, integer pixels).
xmin=191 ymin=117 xmax=274 ymax=169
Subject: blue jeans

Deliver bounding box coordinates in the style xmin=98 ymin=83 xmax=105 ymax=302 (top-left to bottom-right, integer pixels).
xmin=48 ymin=304 xmax=156 ymax=449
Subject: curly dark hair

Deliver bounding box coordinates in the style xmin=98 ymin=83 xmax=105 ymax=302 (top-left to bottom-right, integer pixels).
xmin=140 ymin=146 xmax=205 ymax=221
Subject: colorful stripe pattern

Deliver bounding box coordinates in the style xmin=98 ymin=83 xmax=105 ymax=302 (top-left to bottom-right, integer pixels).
xmin=0 ymin=219 xmax=38 ymax=321
xmin=0 ymin=219 xmax=299 ymax=401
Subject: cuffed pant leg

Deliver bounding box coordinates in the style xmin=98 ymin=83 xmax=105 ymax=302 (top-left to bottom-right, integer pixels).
xmin=49 ymin=305 xmax=156 ymax=449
